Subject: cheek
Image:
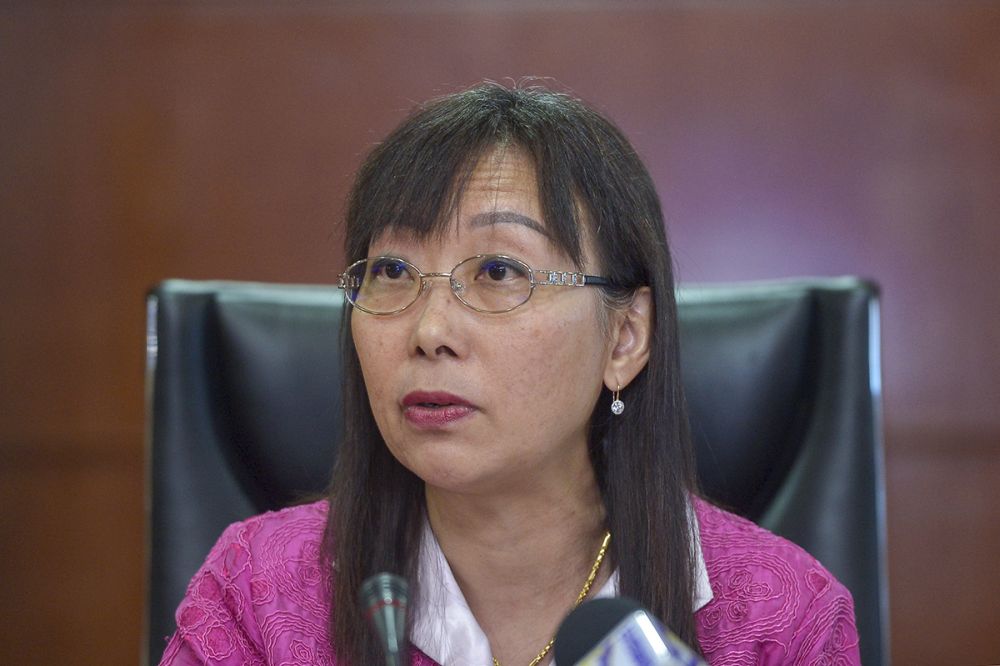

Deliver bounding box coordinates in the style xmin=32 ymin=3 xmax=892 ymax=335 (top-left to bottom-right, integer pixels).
xmin=352 ymin=320 xmax=400 ymax=415
xmin=496 ymin=307 xmax=609 ymax=414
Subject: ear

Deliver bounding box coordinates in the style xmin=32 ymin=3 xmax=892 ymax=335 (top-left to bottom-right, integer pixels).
xmin=603 ymin=287 xmax=653 ymax=391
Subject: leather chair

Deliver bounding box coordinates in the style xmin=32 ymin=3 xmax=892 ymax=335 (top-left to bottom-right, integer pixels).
xmin=144 ymin=277 xmax=890 ymax=665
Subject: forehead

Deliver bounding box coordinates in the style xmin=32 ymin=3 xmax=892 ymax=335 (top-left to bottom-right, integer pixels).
xmin=365 ymin=146 xmax=596 ymax=269
xmin=462 ymin=147 xmax=539 ymax=205
xmin=372 ymin=147 xmax=550 ymax=245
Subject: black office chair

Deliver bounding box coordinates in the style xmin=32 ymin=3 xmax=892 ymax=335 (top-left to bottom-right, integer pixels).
xmin=144 ymin=277 xmax=890 ymax=665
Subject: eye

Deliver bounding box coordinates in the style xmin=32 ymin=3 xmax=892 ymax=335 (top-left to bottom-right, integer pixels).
xmin=478 ymin=256 xmax=528 ymax=282
xmin=370 ymin=258 xmax=410 ymax=280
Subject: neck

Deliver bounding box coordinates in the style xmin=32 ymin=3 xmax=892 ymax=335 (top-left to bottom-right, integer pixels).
xmin=424 ymin=468 xmax=609 ymax=664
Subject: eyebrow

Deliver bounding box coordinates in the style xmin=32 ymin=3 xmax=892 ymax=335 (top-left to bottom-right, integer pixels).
xmin=467 ymin=210 xmax=550 ymax=238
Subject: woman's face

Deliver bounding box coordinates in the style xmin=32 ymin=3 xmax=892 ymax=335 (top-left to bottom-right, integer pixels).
xmin=351 ymin=149 xmax=617 ymax=496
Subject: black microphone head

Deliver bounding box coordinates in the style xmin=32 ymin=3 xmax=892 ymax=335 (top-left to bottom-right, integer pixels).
xmin=359 ymin=572 xmax=409 ymax=665
xmin=553 ymin=596 xmax=645 ymax=665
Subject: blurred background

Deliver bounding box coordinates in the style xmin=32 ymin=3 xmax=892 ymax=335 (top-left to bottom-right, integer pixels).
xmin=1 ymin=1 xmax=998 ymax=664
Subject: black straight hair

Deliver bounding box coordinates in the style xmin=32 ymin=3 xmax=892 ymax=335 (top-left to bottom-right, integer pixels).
xmin=324 ymin=81 xmax=700 ymax=663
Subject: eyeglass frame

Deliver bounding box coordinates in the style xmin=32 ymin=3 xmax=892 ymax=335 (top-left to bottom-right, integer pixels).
xmin=338 ymin=253 xmax=616 ymax=315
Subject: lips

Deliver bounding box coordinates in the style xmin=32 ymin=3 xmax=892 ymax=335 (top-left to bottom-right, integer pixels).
xmin=401 ymin=391 xmax=477 ymax=428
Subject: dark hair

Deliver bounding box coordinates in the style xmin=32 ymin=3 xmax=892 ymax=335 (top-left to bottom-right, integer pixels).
xmin=325 ymin=81 xmax=700 ymax=662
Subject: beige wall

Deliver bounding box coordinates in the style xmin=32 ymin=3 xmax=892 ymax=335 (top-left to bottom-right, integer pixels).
xmin=2 ymin=3 xmax=998 ymax=663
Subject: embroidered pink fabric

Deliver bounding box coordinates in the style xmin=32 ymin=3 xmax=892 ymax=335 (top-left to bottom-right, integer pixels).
xmin=159 ymin=498 xmax=860 ymax=665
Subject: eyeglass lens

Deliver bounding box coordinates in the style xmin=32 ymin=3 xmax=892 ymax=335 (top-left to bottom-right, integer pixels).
xmin=346 ymin=255 xmax=534 ymax=314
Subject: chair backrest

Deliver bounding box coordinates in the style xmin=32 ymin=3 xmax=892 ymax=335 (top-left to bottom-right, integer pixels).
xmin=145 ymin=277 xmax=889 ymax=665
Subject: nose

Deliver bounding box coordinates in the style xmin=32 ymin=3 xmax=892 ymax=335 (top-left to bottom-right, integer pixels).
xmin=408 ymin=274 xmax=464 ymax=358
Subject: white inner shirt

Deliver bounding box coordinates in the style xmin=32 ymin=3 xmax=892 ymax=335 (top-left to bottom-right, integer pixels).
xmin=410 ymin=520 xmax=713 ymax=666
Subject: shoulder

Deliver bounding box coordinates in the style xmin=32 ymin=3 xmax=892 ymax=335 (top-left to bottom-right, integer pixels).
xmin=692 ymin=497 xmax=861 ymax=665
xmin=206 ymin=500 xmax=329 ymax=566
xmin=161 ymin=501 xmax=333 ymax=665
xmin=196 ymin=500 xmax=330 ymax=595
xmin=197 ymin=500 xmax=331 ymax=614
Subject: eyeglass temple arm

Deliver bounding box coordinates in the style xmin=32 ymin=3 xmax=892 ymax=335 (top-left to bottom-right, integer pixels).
xmin=533 ymin=270 xmax=615 ymax=288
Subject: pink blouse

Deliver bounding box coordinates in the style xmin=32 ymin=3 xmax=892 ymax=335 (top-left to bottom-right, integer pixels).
xmin=158 ymin=498 xmax=860 ymax=665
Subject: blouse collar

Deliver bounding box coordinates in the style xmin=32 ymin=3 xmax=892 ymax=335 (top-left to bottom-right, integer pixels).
xmin=411 ymin=516 xmax=712 ymax=666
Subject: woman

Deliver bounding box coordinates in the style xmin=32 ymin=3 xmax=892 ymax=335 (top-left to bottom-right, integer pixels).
xmin=160 ymin=82 xmax=860 ymax=665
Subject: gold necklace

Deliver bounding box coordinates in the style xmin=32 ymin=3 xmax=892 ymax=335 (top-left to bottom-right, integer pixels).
xmin=491 ymin=530 xmax=611 ymax=666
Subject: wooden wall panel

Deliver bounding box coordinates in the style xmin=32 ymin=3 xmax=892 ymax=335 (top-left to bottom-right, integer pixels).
xmin=0 ymin=442 xmax=143 ymax=664
xmin=2 ymin=3 xmax=998 ymax=664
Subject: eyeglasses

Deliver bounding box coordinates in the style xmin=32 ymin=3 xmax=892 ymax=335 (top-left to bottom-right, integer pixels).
xmin=338 ymin=254 xmax=614 ymax=315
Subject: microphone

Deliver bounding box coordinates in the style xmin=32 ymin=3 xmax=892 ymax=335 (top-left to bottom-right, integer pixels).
xmin=359 ymin=572 xmax=409 ymax=666
xmin=553 ymin=597 xmax=706 ymax=666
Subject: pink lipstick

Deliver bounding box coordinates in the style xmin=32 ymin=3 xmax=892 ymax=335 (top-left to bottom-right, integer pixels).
xmin=401 ymin=391 xmax=477 ymax=428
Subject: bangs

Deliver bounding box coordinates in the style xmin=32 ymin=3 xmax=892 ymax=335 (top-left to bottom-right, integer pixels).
xmin=344 ymin=84 xmax=590 ymax=269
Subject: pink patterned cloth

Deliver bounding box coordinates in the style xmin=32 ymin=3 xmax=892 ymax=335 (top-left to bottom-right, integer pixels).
xmin=692 ymin=500 xmax=860 ymax=665
xmin=158 ymin=498 xmax=860 ymax=665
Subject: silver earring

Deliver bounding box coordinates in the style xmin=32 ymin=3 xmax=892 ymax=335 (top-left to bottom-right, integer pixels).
xmin=611 ymin=385 xmax=624 ymax=415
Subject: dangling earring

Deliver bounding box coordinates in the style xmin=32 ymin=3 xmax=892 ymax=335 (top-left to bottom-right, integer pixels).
xmin=611 ymin=384 xmax=624 ymax=415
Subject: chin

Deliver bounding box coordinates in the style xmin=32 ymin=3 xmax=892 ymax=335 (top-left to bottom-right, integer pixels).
xmin=394 ymin=443 xmax=501 ymax=495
